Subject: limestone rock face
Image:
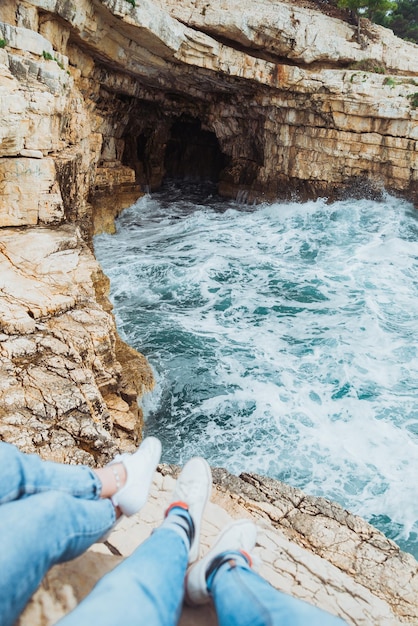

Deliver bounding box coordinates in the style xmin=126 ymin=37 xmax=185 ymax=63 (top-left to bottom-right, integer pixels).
xmin=0 ymin=2 xmax=417 ymax=623
xmin=161 ymin=0 xmax=418 ymax=72
xmin=0 ymin=226 xmax=153 ymax=463
xmin=18 ymin=466 xmax=418 ymax=626
xmin=0 ymin=0 xmax=417 ymax=209
xmin=0 ymin=157 xmax=63 ymax=226
xmin=0 ymin=6 xmax=152 ymax=460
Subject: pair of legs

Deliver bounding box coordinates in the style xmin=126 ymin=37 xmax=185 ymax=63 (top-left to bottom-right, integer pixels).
xmin=0 ymin=442 xmax=347 ymax=626
xmin=0 ymin=439 xmax=161 ymax=626
xmin=55 ymin=459 xmax=347 ymax=626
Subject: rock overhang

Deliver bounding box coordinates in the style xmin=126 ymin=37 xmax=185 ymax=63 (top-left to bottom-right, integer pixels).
xmin=1 ymin=0 xmax=418 ymax=206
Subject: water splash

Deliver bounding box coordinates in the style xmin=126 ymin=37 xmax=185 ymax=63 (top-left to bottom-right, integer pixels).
xmin=95 ymin=182 xmax=418 ymax=558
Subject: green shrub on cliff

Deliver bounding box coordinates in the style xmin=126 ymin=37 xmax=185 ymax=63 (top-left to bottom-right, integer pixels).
xmin=42 ymin=49 xmax=66 ymax=70
xmin=407 ymin=92 xmax=418 ymax=107
xmin=337 ymin=0 xmax=396 ymax=40
xmin=375 ymin=0 xmax=418 ymax=43
xmin=0 ymin=39 xmax=6 ymax=48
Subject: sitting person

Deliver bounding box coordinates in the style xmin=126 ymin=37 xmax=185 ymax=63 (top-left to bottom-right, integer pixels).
xmin=0 ymin=440 xmax=347 ymax=626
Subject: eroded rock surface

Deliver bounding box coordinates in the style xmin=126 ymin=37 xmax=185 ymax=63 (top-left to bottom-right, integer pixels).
xmin=0 ymin=0 xmax=417 ymax=211
xmin=212 ymin=470 xmax=418 ymax=623
xmin=18 ymin=466 xmax=418 ymax=626
xmin=0 ymin=226 xmax=153 ymax=463
xmin=0 ymin=2 xmax=417 ymax=623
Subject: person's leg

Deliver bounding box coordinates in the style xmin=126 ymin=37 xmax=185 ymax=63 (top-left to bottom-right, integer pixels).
xmin=57 ymin=457 xmax=212 ymax=626
xmin=186 ymin=520 xmax=347 ymax=626
xmin=0 ymin=491 xmax=116 ymax=626
xmin=58 ymin=527 xmax=188 ymax=626
xmin=0 ymin=441 xmax=102 ymax=503
xmin=0 ymin=438 xmax=162 ymax=626
xmin=211 ymin=559 xmax=347 ymax=626
xmin=0 ymin=437 xmax=162 ymax=516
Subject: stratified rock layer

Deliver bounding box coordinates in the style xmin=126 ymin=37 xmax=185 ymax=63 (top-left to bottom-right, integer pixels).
xmin=0 ymin=225 xmax=153 ymax=463
xmin=0 ymin=1 xmax=417 ymax=623
xmin=0 ymin=0 xmax=417 ymax=212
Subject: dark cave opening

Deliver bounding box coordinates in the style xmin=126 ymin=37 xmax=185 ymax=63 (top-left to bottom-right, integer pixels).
xmin=163 ymin=119 xmax=228 ymax=183
xmin=136 ymin=133 xmax=148 ymax=162
xmin=121 ymin=107 xmax=231 ymax=192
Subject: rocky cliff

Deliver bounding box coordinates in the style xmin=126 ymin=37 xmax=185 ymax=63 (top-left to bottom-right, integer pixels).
xmin=1 ymin=0 xmax=418 ymax=219
xmin=0 ymin=0 xmax=418 ymax=623
xmin=0 ymin=0 xmax=417 ymax=458
xmin=0 ymin=224 xmax=153 ymax=462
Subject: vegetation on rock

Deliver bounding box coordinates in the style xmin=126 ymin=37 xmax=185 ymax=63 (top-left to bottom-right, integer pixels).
xmin=337 ymin=0 xmax=396 ymax=40
xmin=335 ymin=0 xmax=418 ymax=43
xmin=375 ymin=0 xmax=418 ymax=43
xmin=407 ymin=92 xmax=418 ymax=107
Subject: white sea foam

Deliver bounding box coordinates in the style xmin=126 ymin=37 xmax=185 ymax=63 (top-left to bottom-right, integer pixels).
xmin=95 ymin=184 xmax=418 ymax=557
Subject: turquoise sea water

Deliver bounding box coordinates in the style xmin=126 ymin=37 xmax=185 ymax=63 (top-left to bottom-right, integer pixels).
xmin=95 ymin=182 xmax=418 ymax=559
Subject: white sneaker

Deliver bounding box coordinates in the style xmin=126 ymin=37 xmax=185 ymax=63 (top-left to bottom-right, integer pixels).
xmin=110 ymin=436 xmax=162 ymax=516
xmin=168 ymin=457 xmax=212 ymax=563
xmin=185 ymin=519 xmax=257 ymax=605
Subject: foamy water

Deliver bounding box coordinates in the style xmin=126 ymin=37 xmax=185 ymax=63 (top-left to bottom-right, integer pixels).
xmin=95 ymin=182 xmax=418 ymax=558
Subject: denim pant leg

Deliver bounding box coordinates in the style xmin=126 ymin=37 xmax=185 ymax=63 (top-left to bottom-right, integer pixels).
xmin=212 ymin=563 xmax=348 ymax=626
xmin=0 ymin=441 xmax=102 ymax=503
xmin=57 ymin=528 xmax=188 ymax=626
xmin=0 ymin=491 xmax=115 ymax=626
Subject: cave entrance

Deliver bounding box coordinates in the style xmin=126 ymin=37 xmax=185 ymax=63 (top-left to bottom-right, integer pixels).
xmin=164 ymin=119 xmax=228 ymax=183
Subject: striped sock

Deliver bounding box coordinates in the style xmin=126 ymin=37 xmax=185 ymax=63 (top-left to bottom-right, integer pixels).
xmin=161 ymin=503 xmax=194 ymax=551
xmin=206 ymin=550 xmax=252 ymax=592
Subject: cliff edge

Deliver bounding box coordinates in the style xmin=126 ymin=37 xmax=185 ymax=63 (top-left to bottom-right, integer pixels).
xmin=18 ymin=466 xmax=418 ymax=625
xmin=0 ymin=1 xmax=417 ymax=623
xmin=0 ymin=0 xmax=417 ymax=459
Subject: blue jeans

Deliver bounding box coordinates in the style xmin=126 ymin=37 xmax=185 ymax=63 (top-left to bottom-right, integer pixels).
xmin=0 ymin=442 xmax=116 ymax=626
xmin=211 ymin=559 xmax=347 ymax=626
xmin=59 ymin=535 xmax=346 ymax=626
xmin=58 ymin=528 xmax=189 ymax=626
xmin=0 ymin=442 xmax=346 ymax=626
